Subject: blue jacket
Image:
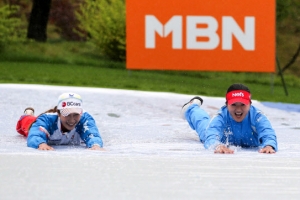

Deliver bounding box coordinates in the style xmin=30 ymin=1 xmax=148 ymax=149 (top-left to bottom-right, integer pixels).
xmin=27 ymin=112 xmax=103 ymax=149
xmin=204 ymin=105 xmax=278 ymax=151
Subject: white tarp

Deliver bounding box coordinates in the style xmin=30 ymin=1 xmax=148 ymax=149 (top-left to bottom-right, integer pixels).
xmin=0 ymin=84 xmax=299 ymax=200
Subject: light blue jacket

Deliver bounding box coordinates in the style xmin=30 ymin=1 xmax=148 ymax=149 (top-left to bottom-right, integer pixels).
xmin=27 ymin=112 xmax=103 ymax=149
xmin=205 ymin=105 xmax=277 ymax=151
xmin=186 ymin=105 xmax=278 ymax=151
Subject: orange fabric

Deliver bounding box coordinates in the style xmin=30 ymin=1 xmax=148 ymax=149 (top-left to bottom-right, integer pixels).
xmin=126 ymin=0 xmax=275 ymax=72
xmin=16 ymin=115 xmax=37 ymax=137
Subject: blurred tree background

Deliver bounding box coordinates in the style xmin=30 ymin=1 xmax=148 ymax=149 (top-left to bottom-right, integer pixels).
xmin=0 ymin=0 xmax=299 ymax=75
xmin=276 ymin=0 xmax=300 ymax=76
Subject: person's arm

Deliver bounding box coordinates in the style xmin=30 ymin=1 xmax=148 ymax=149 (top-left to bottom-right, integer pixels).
xmin=78 ymin=112 xmax=104 ymax=149
xmin=27 ymin=114 xmax=51 ymax=149
xmin=204 ymin=112 xmax=227 ymax=151
xmin=254 ymin=111 xmax=278 ymax=153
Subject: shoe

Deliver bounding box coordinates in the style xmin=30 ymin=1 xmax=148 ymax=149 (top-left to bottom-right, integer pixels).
xmin=24 ymin=107 xmax=35 ymax=116
xmin=181 ymin=96 xmax=203 ymax=120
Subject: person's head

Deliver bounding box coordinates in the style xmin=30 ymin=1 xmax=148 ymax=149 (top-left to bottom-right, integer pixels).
xmin=57 ymin=92 xmax=83 ymax=131
xmin=225 ymin=83 xmax=251 ymax=122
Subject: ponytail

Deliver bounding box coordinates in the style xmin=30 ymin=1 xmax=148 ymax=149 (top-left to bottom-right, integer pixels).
xmin=37 ymin=106 xmax=60 ymax=118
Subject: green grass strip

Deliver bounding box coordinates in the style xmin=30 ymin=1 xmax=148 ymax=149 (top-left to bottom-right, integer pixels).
xmin=1 ymin=61 xmax=300 ymax=104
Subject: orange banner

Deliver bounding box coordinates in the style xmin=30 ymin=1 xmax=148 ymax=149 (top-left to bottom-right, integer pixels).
xmin=126 ymin=0 xmax=275 ymax=72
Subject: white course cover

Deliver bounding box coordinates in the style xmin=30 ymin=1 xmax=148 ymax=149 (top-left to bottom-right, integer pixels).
xmin=0 ymin=84 xmax=299 ymax=200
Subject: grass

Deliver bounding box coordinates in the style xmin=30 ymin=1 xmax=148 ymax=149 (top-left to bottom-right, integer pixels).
xmin=1 ymin=41 xmax=300 ymax=104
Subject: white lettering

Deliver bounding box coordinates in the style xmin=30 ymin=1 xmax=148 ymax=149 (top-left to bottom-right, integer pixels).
xmin=145 ymin=15 xmax=255 ymax=50
xmin=222 ymin=16 xmax=255 ymax=50
xmin=187 ymin=16 xmax=219 ymax=49
xmin=145 ymin=15 xmax=182 ymax=49
xmin=232 ymin=92 xmax=244 ymax=97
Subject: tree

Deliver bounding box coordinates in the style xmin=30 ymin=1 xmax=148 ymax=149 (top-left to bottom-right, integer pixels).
xmin=0 ymin=4 xmax=26 ymax=49
xmin=276 ymin=0 xmax=300 ymax=75
xmin=50 ymin=0 xmax=86 ymax=41
xmin=27 ymin=0 xmax=52 ymax=42
xmin=76 ymin=0 xmax=126 ymax=61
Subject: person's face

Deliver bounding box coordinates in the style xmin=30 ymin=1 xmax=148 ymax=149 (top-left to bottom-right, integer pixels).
xmin=59 ymin=113 xmax=81 ymax=131
xmin=227 ymin=102 xmax=250 ymax=122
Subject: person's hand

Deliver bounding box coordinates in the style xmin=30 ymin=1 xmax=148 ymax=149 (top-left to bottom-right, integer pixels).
xmin=89 ymin=145 xmax=105 ymax=151
xmin=259 ymin=145 xmax=275 ymax=154
xmin=214 ymin=145 xmax=234 ymax=154
xmin=38 ymin=143 xmax=54 ymax=151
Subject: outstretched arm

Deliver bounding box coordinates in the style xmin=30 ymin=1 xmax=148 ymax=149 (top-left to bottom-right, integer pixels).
xmin=79 ymin=113 xmax=103 ymax=148
xmin=255 ymin=112 xmax=278 ymax=152
xmin=27 ymin=115 xmax=50 ymax=149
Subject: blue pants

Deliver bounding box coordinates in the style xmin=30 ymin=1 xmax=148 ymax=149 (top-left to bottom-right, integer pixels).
xmin=184 ymin=104 xmax=210 ymax=143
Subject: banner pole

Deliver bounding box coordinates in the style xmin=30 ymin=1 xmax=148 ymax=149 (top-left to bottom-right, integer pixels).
xmin=276 ymin=56 xmax=288 ymax=96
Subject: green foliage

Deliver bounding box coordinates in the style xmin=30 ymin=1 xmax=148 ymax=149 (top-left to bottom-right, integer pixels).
xmin=0 ymin=5 xmax=26 ymax=49
xmin=276 ymin=0 xmax=300 ymax=26
xmin=275 ymin=0 xmax=300 ymax=76
xmin=276 ymin=0 xmax=292 ymax=22
xmin=76 ymin=0 xmax=125 ymax=61
xmin=0 ymin=41 xmax=125 ymax=68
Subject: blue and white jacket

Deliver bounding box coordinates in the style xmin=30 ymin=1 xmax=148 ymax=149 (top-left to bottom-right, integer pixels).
xmin=27 ymin=112 xmax=103 ymax=149
xmin=204 ymin=105 xmax=278 ymax=151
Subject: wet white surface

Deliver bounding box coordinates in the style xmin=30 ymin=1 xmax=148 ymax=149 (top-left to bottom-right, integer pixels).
xmin=0 ymin=84 xmax=300 ymax=200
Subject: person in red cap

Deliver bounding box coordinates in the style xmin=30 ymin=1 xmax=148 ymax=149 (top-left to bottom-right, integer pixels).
xmin=181 ymin=83 xmax=277 ymax=154
xmin=16 ymin=92 xmax=103 ymax=151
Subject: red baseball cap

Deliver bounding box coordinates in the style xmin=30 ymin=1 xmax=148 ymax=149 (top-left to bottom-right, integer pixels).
xmin=226 ymin=90 xmax=251 ymax=105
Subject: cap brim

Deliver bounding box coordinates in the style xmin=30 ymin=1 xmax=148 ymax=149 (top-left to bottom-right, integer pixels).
xmin=60 ymin=108 xmax=83 ymax=117
xmin=228 ymin=98 xmax=250 ymax=105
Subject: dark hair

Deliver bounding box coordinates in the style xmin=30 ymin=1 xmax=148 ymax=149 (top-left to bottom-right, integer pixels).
xmin=226 ymin=83 xmax=251 ymax=94
xmin=29 ymin=106 xmax=61 ymax=131
xmin=226 ymin=83 xmax=252 ymax=104
xmin=37 ymin=106 xmax=60 ymax=118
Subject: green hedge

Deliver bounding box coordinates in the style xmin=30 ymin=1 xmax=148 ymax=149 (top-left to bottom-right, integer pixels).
xmin=76 ymin=0 xmax=125 ymax=61
xmin=0 ymin=5 xmax=26 ymax=49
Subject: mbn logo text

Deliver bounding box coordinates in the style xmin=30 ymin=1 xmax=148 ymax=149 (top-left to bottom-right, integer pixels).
xmin=145 ymin=15 xmax=255 ymax=50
